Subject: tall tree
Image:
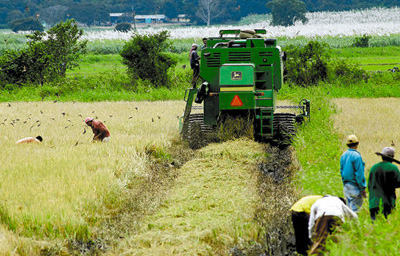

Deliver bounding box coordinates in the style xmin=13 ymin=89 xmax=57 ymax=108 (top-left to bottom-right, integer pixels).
xmin=39 ymin=5 xmax=68 ymax=26
xmin=267 ymin=0 xmax=307 ymax=26
xmin=68 ymin=2 xmax=108 ymax=26
xmin=196 ymin=0 xmax=223 ymax=26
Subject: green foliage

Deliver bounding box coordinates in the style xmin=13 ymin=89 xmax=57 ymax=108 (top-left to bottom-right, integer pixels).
xmin=0 ymin=44 xmax=52 ymax=85
xmin=284 ymin=41 xmax=329 ymax=86
xmin=267 ymin=0 xmax=308 ymax=26
xmin=0 ymin=19 xmax=86 ymax=86
xmin=68 ymin=2 xmax=109 ymax=26
xmin=238 ymin=14 xmax=272 ymax=25
xmin=115 ymin=22 xmax=132 ymax=32
xmin=352 ymin=34 xmax=371 ymax=47
xmin=6 ymin=10 xmax=24 ymax=24
xmin=330 ymin=60 xmax=370 ymax=83
xmin=9 ymin=17 xmax=43 ymax=32
xmin=121 ymin=31 xmax=177 ymax=87
xmin=28 ymin=19 xmax=87 ymax=77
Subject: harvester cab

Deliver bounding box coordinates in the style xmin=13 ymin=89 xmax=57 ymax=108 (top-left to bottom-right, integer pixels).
xmin=180 ymin=29 xmax=310 ymax=148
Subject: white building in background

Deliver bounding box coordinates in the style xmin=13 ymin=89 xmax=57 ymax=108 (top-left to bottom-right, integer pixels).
xmin=134 ymin=15 xmax=166 ymax=24
xmin=109 ymin=13 xmax=191 ymax=25
xmin=109 ymin=13 xmax=167 ymax=24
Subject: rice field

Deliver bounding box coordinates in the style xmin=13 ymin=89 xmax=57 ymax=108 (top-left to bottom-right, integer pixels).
xmin=333 ymin=98 xmax=400 ymax=170
xmin=111 ymin=139 xmax=264 ymax=255
xmin=327 ymin=98 xmax=400 ymax=254
xmin=0 ymin=101 xmax=278 ymax=255
xmin=0 ymin=101 xmax=184 ymax=253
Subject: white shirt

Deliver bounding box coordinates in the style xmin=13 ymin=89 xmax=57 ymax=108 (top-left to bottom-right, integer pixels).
xmin=308 ymin=196 xmax=357 ymax=238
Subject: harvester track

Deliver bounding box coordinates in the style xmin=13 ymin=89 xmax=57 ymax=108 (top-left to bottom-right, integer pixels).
xmin=273 ymin=113 xmax=297 ymax=147
xmin=183 ymin=113 xmax=216 ymax=149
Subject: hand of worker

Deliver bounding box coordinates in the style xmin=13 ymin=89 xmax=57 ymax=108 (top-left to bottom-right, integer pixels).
xmin=361 ymin=190 xmax=367 ymax=198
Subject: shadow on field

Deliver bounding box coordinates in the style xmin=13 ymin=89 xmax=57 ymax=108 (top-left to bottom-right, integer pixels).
xmin=231 ymin=146 xmax=298 ymax=256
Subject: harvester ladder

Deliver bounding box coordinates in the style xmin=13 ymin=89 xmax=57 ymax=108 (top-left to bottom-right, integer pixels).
xmin=258 ymin=108 xmax=273 ymax=137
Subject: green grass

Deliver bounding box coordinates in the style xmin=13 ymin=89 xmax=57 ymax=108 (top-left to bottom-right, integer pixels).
xmin=0 ymin=52 xmax=192 ymax=102
xmin=278 ymin=81 xmax=400 ymax=255
xmin=67 ymin=54 xmax=125 ymax=76
xmin=331 ymin=46 xmax=400 ymax=71
xmin=2 ymin=42 xmax=399 ymax=103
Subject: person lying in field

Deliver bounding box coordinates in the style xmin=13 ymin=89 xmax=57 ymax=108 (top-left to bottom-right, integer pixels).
xmin=16 ymin=136 xmax=43 ymax=144
xmin=84 ymin=117 xmax=111 ymax=142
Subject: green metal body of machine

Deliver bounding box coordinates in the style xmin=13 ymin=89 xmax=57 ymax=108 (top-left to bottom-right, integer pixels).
xmin=180 ymin=29 xmax=310 ymax=148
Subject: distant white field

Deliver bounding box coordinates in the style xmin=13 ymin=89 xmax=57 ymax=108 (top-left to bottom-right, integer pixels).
xmin=79 ymin=7 xmax=400 ymax=40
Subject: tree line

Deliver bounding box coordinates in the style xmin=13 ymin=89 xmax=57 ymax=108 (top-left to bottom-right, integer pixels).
xmin=0 ymin=0 xmax=399 ymax=27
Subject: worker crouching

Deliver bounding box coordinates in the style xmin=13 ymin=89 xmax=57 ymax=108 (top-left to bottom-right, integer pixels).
xmin=290 ymin=195 xmax=323 ymax=255
xmin=308 ymin=196 xmax=357 ymax=255
xmin=16 ymin=136 xmax=43 ymax=144
xmin=85 ymin=117 xmax=111 ymax=142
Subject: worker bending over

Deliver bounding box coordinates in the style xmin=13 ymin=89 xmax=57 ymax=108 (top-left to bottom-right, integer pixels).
xmin=340 ymin=134 xmax=366 ymax=212
xmin=290 ymin=195 xmax=323 ymax=255
xmin=308 ymin=196 xmax=357 ymax=255
xmin=369 ymin=147 xmax=400 ymax=220
xmin=16 ymin=136 xmax=43 ymax=144
xmin=85 ymin=117 xmax=110 ymax=142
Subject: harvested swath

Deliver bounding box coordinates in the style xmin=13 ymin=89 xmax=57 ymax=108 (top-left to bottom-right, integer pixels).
xmin=112 ymin=139 xmax=265 ymax=255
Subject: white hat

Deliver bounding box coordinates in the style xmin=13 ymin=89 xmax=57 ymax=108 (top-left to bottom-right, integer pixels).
xmin=192 ymin=43 xmax=198 ymax=48
xmin=381 ymin=147 xmax=395 ymax=158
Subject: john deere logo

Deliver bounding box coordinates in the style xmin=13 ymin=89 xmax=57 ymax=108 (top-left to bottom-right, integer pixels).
xmin=232 ymin=71 xmax=242 ymax=80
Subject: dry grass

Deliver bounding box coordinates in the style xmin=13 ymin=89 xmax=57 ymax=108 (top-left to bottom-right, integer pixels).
xmin=0 ymin=100 xmax=294 ymax=255
xmin=110 ymin=138 xmax=265 ymax=256
xmin=0 ymin=101 xmax=184 ymax=253
xmin=333 ymin=98 xmax=400 ymax=170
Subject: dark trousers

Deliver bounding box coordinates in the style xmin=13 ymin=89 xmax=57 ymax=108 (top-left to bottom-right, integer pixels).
xmin=291 ymin=211 xmax=311 ymax=255
xmin=191 ymin=66 xmax=200 ymax=87
xmin=370 ymin=204 xmax=393 ymax=220
xmin=309 ymin=216 xmax=342 ymax=255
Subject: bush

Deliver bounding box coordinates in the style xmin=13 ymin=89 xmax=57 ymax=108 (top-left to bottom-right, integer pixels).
xmin=115 ymin=23 xmax=132 ymax=32
xmin=0 ymin=44 xmax=52 ymax=86
xmin=283 ymin=41 xmax=329 ymax=86
xmin=0 ymin=19 xmax=86 ymax=86
xmin=352 ymin=34 xmax=371 ymax=47
xmin=9 ymin=17 xmax=44 ymax=32
xmin=330 ymin=60 xmax=369 ymax=83
xmin=121 ymin=31 xmax=177 ymax=87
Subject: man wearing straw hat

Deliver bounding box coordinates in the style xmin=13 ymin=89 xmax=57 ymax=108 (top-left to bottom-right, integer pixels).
xmin=368 ymin=147 xmax=400 ymax=220
xmin=340 ymin=134 xmax=366 ymax=212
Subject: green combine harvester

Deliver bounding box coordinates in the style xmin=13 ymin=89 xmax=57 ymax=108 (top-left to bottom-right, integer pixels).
xmin=180 ymin=29 xmax=310 ymax=148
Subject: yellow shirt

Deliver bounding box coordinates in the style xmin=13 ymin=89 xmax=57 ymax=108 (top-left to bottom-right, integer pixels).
xmin=290 ymin=195 xmax=323 ymax=214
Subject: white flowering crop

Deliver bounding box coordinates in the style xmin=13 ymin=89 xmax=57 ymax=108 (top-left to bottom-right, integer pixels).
xmin=5 ymin=7 xmax=400 ymax=40
xmin=78 ymin=7 xmax=400 ymax=41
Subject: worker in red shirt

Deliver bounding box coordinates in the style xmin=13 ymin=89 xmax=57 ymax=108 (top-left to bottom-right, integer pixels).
xmin=85 ymin=117 xmax=111 ymax=142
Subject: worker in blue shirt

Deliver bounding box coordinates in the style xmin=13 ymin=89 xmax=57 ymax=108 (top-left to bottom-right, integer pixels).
xmin=340 ymin=134 xmax=366 ymax=212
